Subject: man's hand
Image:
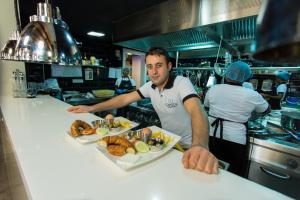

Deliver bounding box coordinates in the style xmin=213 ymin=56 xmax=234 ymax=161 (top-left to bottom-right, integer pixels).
xmin=67 ymin=105 xmax=92 ymax=113
xmin=182 ymin=145 xmax=219 ymax=174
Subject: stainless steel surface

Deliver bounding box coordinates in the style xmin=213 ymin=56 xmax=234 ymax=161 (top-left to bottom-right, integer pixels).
xmin=248 ymin=136 xmax=300 ymax=199
xmin=253 ymin=0 xmax=300 ymax=64
xmin=249 ymin=137 xmax=300 ymax=173
xmin=114 ymin=0 xmax=261 ymax=57
xmin=0 ymin=31 xmax=19 ymax=60
xmin=248 ymin=161 xmax=300 ymax=199
xmin=281 ymin=110 xmax=300 ymax=135
xmin=15 ymin=19 xmax=57 ymax=63
xmin=1 ymin=2 xmax=81 ymax=65
xmin=53 ymin=18 xmax=81 ymax=65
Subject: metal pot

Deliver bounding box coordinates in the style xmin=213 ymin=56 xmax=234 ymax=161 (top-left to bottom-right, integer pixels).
xmin=281 ymin=110 xmax=300 ymax=135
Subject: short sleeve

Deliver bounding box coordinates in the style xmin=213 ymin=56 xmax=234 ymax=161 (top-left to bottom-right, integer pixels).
xmin=177 ymin=77 xmax=198 ymax=103
xmin=137 ymin=81 xmax=152 ymax=98
xmin=277 ymin=84 xmax=287 ymax=94
xmin=249 ymin=92 xmax=269 ymax=113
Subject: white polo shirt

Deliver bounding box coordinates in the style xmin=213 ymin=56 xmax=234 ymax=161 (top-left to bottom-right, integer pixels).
xmin=204 ymin=84 xmax=269 ymax=144
xmin=137 ymin=76 xmax=199 ymax=148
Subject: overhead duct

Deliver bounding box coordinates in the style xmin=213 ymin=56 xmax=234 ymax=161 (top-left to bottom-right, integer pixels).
xmin=113 ymin=0 xmax=261 ymax=58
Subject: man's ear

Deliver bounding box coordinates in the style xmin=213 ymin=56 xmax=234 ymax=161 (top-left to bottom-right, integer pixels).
xmin=168 ymin=62 xmax=172 ymax=71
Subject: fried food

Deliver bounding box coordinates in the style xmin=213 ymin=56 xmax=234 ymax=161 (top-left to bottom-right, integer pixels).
xmin=98 ymin=136 xmax=136 ymax=156
xmin=81 ymin=128 xmax=96 ymax=135
xmin=107 ymin=145 xmax=126 ymax=156
xmin=70 ymin=120 xmax=93 ymax=137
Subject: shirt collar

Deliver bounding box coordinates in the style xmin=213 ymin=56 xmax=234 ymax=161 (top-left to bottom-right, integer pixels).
xmin=151 ymin=75 xmax=176 ymax=89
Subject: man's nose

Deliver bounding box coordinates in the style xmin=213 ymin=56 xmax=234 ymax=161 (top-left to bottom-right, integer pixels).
xmin=152 ymin=68 xmax=158 ymax=75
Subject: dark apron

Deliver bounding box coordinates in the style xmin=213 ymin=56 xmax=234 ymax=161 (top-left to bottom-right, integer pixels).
xmin=268 ymin=84 xmax=281 ymax=110
xmin=119 ymin=77 xmax=133 ymax=90
xmin=209 ymin=115 xmax=248 ymax=140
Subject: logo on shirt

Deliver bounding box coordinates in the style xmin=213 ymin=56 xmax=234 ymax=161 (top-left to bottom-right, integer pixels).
xmin=165 ymin=99 xmax=178 ymax=108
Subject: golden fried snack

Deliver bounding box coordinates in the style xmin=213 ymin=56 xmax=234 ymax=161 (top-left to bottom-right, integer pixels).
xmin=70 ymin=120 xmax=93 ymax=137
xmin=98 ymin=136 xmax=136 ymax=155
xmin=107 ymin=145 xmax=126 ymax=156
xmin=81 ymin=128 xmax=96 ymax=135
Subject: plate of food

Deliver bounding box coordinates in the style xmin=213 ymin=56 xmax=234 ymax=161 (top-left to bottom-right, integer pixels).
xmin=67 ymin=115 xmax=139 ymax=144
xmin=96 ymin=126 xmax=181 ymax=170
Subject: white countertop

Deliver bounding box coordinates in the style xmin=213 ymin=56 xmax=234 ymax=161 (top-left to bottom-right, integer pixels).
xmin=0 ymin=95 xmax=291 ymax=200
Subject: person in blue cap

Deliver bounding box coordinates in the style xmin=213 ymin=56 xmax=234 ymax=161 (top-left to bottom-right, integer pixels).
xmin=204 ymin=61 xmax=270 ymax=177
xmin=260 ymin=70 xmax=290 ymax=110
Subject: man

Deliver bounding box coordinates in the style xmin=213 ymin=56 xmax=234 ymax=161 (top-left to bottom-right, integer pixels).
xmin=261 ymin=70 xmax=290 ymax=110
xmin=115 ymin=67 xmax=136 ymax=94
xmin=115 ymin=67 xmax=136 ymax=117
xmin=204 ymin=61 xmax=270 ymax=176
xmin=68 ymin=47 xmax=219 ymax=174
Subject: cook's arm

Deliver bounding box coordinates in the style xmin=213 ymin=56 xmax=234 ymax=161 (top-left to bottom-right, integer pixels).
xmin=261 ymin=92 xmax=284 ymax=100
xmin=184 ymin=97 xmax=209 ymax=148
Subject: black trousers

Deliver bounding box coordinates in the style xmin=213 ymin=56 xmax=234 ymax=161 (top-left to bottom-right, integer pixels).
xmin=209 ymin=137 xmax=249 ymax=177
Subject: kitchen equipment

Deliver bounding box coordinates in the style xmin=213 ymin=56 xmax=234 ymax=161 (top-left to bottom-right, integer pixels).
xmin=1 ymin=1 xmax=81 ymax=64
xmin=261 ymin=79 xmax=273 ymax=92
xmin=11 ymin=69 xmax=27 ymax=98
xmin=92 ymin=89 xmax=115 ymax=98
xmin=84 ymin=68 xmax=93 ymax=80
xmin=286 ymin=97 xmax=299 ymax=106
xmin=281 ymin=110 xmax=300 ymax=135
xmin=248 ymin=137 xmax=300 ymax=199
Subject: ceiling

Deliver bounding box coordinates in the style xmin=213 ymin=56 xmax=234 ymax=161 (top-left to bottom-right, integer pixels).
xmin=19 ymin=0 xmax=167 ymax=46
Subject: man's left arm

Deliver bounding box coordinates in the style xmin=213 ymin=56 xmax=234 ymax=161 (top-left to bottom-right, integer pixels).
xmin=182 ymin=97 xmax=219 ymax=174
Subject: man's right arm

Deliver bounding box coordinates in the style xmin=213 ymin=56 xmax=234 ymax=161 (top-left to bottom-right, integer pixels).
xmin=67 ymin=91 xmax=142 ymax=113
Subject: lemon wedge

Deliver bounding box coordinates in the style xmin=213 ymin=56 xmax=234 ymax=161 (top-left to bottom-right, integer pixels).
xmin=134 ymin=141 xmax=149 ymax=153
xmin=96 ymin=127 xmax=109 ymax=136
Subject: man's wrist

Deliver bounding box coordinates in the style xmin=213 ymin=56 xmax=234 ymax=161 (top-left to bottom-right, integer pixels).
xmin=191 ymin=143 xmax=208 ymax=149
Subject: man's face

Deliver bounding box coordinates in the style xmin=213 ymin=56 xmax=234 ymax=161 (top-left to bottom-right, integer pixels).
xmin=146 ymin=55 xmax=172 ymax=87
xmin=123 ymin=69 xmax=129 ymax=76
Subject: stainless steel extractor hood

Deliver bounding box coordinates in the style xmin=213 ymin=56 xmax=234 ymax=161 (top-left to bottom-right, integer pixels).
xmin=113 ymin=0 xmax=262 ymax=58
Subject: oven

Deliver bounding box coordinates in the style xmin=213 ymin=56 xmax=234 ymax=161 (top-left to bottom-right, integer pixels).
xmin=247 ymin=137 xmax=300 ymax=199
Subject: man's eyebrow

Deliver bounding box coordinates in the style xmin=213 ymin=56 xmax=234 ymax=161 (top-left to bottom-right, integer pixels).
xmin=147 ymin=62 xmax=163 ymax=66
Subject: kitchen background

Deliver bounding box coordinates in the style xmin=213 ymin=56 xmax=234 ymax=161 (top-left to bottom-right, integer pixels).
xmin=1 ymin=0 xmax=300 ymax=198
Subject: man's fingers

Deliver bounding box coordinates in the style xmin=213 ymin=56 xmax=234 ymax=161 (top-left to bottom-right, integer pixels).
xmin=195 ymin=149 xmax=209 ymax=172
xmin=182 ymin=151 xmax=191 ymax=168
xmin=203 ymin=156 xmax=216 ymax=174
xmin=189 ymin=151 xmax=201 ymax=169
xmin=213 ymin=159 xmax=219 ymax=174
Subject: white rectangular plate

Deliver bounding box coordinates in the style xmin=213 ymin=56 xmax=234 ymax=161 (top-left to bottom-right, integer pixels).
xmin=67 ymin=117 xmax=139 ymax=144
xmin=96 ymin=125 xmax=181 ymax=170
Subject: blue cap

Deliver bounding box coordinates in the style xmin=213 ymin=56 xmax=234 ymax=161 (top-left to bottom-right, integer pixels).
xmin=225 ymin=61 xmax=252 ymax=83
xmin=275 ymin=70 xmax=290 ymax=81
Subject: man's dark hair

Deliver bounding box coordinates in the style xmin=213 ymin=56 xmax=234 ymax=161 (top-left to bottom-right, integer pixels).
xmin=145 ymin=47 xmax=171 ymax=63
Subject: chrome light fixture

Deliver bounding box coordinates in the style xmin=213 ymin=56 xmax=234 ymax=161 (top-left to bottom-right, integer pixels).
xmin=0 ymin=31 xmax=19 ymax=60
xmin=253 ymin=0 xmax=300 ymax=64
xmin=1 ymin=1 xmax=81 ymax=65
